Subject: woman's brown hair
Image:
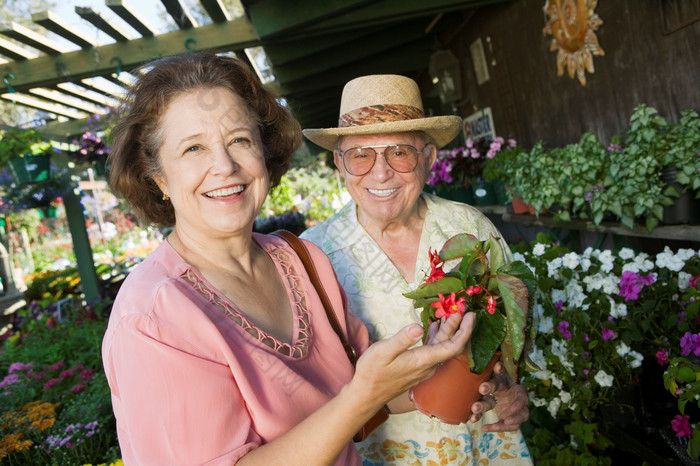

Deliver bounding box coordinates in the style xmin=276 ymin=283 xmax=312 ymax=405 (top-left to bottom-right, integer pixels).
xmin=108 ymin=52 xmax=302 ymax=227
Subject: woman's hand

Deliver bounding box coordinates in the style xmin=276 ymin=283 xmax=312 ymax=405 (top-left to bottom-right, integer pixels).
xmin=468 ymin=363 xmax=530 ymax=431
xmin=349 ymin=312 xmax=475 ymax=413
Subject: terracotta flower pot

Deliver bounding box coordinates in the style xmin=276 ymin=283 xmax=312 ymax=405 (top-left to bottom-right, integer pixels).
xmin=409 ymin=350 xmax=500 ymax=425
xmin=511 ymin=194 xmax=531 ymax=215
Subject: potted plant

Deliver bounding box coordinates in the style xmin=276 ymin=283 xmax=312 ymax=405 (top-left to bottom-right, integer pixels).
xmin=482 ymin=139 xmax=522 ymax=206
xmin=0 ymin=126 xmax=54 ymax=184
xmin=402 ymin=232 xmax=536 ymax=424
xmin=425 ymin=146 xmax=474 ymax=204
xmin=508 ymin=142 xmax=558 ymax=216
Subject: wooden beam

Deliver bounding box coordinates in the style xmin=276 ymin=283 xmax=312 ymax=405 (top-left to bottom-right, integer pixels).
xmin=106 ymin=0 xmax=160 ymax=37
xmin=0 ymin=22 xmax=71 ymax=55
xmin=161 ymin=0 xmax=198 ymax=29
xmin=80 ymin=77 xmax=127 ymax=100
xmin=31 ymin=11 xmax=96 ymax=49
xmin=0 ymin=36 xmax=38 ymax=61
xmin=1 ymin=92 xmax=89 ymax=119
xmin=201 ymin=0 xmax=231 ymax=23
xmin=41 ymin=117 xmax=92 ymax=139
xmin=0 ymin=18 xmax=259 ymax=93
xmin=75 ymin=7 xmax=133 ymax=42
xmin=262 ymin=28 xmax=371 ymax=66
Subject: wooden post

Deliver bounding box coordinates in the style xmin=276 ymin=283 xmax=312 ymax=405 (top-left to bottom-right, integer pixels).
xmin=63 ymin=187 xmax=99 ymax=301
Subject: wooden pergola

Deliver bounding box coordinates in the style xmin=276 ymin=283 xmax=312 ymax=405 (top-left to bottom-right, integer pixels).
xmin=0 ymin=0 xmax=510 ymax=301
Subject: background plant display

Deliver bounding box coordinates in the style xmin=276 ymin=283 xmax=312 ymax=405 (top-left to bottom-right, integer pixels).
xmin=512 ymin=233 xmax=700 ymax=462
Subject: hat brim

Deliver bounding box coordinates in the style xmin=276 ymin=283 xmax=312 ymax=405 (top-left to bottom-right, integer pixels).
xmin=302 ymin=115 xmax=462 ymax=151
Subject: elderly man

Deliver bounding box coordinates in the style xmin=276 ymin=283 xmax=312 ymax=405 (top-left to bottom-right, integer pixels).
xmin=301 ymin=74 xmax=532 ymax=465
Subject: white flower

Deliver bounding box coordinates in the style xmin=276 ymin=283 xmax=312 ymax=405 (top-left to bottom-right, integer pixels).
xmin=548 ymin=257 xmax=563 ymax=278
xmin=562 ymin=252 xmax=580 ymax=270
xmin=608 ymin=297 xmax=628 ymax=318
xmin=512 ymin=252 xmax=527 ymax=264
xmin=532 ymin=243 xmax=546 ymax=256
xmin=565 ymin=280 xmax=587 ymax=309
xmin=532 ymin=397 xmax=547 ymax=407
xmin=532 ymin=369 xmax=552 ymax=381
xmin=530 ymin=348 xmax=548 ymax=369
xmin=548 ymin=397 xmax=562 ymax=417
xmin=560 ymin=391 xmax=572 ymax=403
xmin=599 ymin=250 xmax=614 ymax=273
xmin=551 ymin=339 xmax=568 ymax=358
xmin=616 ymin=342 xmax=631 ymax=357
xmin=656 ymin=246 xmax=686 ymax=272
xmin=551 ymin=289 xmax=566 ymax=304
xmin=629 ymin=351 xmax=644 ymax=369
xmin=618 ymin=248 xmax=635 ymax=260
xmin=538 ymin=316 xmax=554 ymax=334
xmin=580 ymin=258 xmax=592 ymax=273
xmin=595 ymin=370 xmax=614 ymax=387
xmin=679 ymin=272 xmax=692 ymax=292
xmin=551 ymin=374 xmax=564 ymax=389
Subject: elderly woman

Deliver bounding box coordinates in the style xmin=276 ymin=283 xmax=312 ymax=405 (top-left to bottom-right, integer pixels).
xmin=102 ymin=54 xmax=475 ymax=465
xmin=301 ymin=75 xmax=532 ymax=464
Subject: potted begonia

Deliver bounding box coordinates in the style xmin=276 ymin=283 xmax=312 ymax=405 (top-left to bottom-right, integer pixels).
xmin=402 ymin=232 xmax=536 ymax=424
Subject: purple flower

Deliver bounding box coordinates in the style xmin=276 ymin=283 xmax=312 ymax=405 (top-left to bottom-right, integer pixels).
xmin=585 ymin=192 xmax=593 ymax=201
xmin=0 ymin=373 xmax=20 ymax=388
xmin=584 ymin=333 xmax=590 ymax=342
xmin=680 ymin=332 xmax=700 ymax=356
xmin=557 ymin=321 xmax=572 ymax=339
xmin=8 ymin=362 xmax=32 ymax=373
xmin=619 ymin=271 xmax=643 ymax=301
xmin=608 ymin=143 xmax=622 ymax=152
xmin=602 ymin=328 xmax=616 ymax=341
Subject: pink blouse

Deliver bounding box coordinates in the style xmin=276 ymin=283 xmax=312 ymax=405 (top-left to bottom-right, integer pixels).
xmin=102 ymin=233 xmax=369 ymax=465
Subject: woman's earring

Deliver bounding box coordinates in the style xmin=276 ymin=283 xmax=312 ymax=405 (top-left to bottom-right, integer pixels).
xmin=162 ymin=194 xmax=170 ymax=201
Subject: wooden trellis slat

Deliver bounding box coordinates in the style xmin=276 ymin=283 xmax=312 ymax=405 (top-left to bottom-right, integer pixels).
xmin=0 ymin=36 xmax=38 ymax=61
xmin=161 ymin=0 xmax=199 ymax=29
xmin=0 ymin=22 xmax=71 ymax=56
xmin=0 ymin=92 xmax=89 ymax=119
xmin=29 ymin=88 xmax=107 ymax=114
xmin=75 ymin=7 xmax=134 ymax=42
xmin=201 ymin=0 xmax=231 ymax=23
xmin=55 ymin=82 xmax=121 ymax=108
xmin=31 ymin=11 xmax=97 ymax=49
xmin=106 ymin=0 xmax=160 ymax=37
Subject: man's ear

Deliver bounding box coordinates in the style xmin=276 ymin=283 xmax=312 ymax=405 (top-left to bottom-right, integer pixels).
xmin=426 ymin=144 xmax=437 ymax=169
xmin=333 ymin=150 xmax=344 ymax=173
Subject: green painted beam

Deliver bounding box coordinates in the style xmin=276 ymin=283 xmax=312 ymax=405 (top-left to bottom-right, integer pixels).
xmin=273 ymin=22 xmax=430 ymax=84
xmin=63 ymin=188 xmax=100 ymax=301
xmin=0 ymin=18 xmax=260 ymax=94
xmin=246 ymin=0 xmax=375 ymax=38
xmin=298 ymin=0 xmax=507 ymax=35
xmin=262 ymin=29 xmax=372 ymax=66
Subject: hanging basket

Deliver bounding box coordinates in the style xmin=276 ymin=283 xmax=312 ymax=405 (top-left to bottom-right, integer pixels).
xmin=7 ymin=153 xmax=51 ymax=184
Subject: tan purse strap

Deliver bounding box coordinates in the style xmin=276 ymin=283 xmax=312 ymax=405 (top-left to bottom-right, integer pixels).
xmin=272 ymin=230 xmax=358 ymax=365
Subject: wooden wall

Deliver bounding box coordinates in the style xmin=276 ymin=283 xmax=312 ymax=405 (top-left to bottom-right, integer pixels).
xmin=440 ymin=0 xmax=700 ymax=148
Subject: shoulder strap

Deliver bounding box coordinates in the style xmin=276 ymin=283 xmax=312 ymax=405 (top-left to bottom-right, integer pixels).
xmin=271 ymin=230 xmax=358 ymax=366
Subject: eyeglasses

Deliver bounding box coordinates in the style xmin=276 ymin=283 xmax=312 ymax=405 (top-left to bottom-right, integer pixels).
xmin=339 ymin=144 xmax=426 ymax=176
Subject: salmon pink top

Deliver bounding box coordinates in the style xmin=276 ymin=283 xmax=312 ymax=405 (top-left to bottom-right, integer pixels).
xmin=102 ymin=233 xmax=369 ymax=465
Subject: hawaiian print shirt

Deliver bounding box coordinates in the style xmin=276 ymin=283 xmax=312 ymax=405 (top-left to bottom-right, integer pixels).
xmin=302 ymin=193 xmax=532 ymax=465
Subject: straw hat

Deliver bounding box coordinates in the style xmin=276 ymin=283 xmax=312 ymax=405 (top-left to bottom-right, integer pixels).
xmin=302 ymin=74 xmax=462 ymax=151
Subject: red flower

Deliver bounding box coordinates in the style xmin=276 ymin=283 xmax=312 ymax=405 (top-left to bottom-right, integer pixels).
xmin=691 ymin=275 xmax=700 ymax=289
xmin=465 ymin=286 xmax=483 ymax=295
xmin=426 ymin=248 xmax=445 ymax=283
xmin=431 ymin=292 xmax=466 ymax=319
xmin=656 ymin=349 xmax=670 ymax=365
xmin=486 ymin=294 xmax=497 ymax=315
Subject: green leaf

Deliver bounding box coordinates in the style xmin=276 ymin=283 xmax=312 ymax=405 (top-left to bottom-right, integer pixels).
xmin=403 ymin=277 xmax=463 ymax=300
xmin=439 ymin=233 xmax=480 ymax=261
xmin=470 ymin=309 xmax=506 ymax=373
xmin=487 ymin=235 xmax=506 ymax=274
xmin=497 ymin=273 xmax=530 ymax=363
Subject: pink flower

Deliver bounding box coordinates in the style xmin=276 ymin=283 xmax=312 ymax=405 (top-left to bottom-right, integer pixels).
xmin=656 ymin=349 xmax=670 ymax=365
xmin=602 ymin=328 xmax=616 ymax=341
xmin=465 ymin=286 xmax=483 ymax=295
xmin=671 ymin=415 xmax=692 ymax=438
xmin=690 ymin=276 xmax=700 ymax=289
xmin=43 ymin=378 xmax=59 ymax=390
xmin=70 ymin=384 xmax=86 ymax=393
xmin=486 ymin=295 xmax=497 ymax=315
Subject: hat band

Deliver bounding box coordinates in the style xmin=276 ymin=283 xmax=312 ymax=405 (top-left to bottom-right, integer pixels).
xmin=339 ymin=104 xmax=424 ymax=127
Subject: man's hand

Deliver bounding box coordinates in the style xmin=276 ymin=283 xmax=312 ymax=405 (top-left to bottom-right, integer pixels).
xmin=468 ymin=362 xmax=530 ymax=432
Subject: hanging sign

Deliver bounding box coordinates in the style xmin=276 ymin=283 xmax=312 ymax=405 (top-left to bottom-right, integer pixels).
xmin=462 ymin=107 xmax=495 ymax=141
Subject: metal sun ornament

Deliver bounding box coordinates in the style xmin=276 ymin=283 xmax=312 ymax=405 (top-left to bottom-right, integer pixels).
xmin=543 ymin=0 xmax=605 ymax=86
